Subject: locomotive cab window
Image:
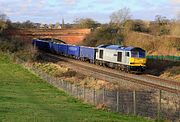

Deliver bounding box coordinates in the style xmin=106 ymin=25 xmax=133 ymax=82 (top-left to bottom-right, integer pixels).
xmin=131 ymin=48 xmax=146 ymax=58
xmin=117 ymin=52 xmax=122 ymax=62
xmin=99 ymin=50 xmax=103 ymax=59
xmin=131 ymin=51 xmax=139 ymax=58
xmin=139 ymin=51 xmax=146 ymax=58
xmin=125 ymin=52 xmax=130 ymax=57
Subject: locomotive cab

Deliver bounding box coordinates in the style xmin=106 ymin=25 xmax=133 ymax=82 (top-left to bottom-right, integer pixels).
xmin=129 ymin=48 xmax=146 ymax=71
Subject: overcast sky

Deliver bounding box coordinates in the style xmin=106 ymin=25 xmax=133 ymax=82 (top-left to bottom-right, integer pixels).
xmin=0 ymin=0 xmax=179 ymax=24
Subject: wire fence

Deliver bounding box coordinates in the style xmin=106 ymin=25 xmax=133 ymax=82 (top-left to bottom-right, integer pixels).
xmin=14 ymin=56 xmax=180 ymax=122
xmin=147 ymin=55 xmax=180 ymax=62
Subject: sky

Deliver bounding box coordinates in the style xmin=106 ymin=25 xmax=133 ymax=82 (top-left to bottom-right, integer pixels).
xmin=0 ymin=0 xmax=180 ymax=24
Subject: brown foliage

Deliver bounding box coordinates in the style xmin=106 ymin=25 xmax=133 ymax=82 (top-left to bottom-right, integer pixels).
xmin=170 ymin=22 xmax=180 ymax=36
xmin=124 ymin=32 xmax=180 ymax=56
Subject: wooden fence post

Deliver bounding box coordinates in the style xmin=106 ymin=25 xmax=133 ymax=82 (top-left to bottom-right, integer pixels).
xmin=103 ymin=88 xmax=105 ymax=104
xmin=71 ymin=83 xmax=73 ymax=95
xmin=157 ymin=90 xmax=162 ymax=120
xmin=116 ymin=90 xmax=119 ymax=112
xmin=61 ymin=80 xmax=63 ymax=87
xmin=83 ymin=86 xmax=85 ymax=100
xmin=93 ymin=89 xmax=96 ymax=105
xmin=76 ymin=85 xmax=78 ymax=98
xmin=65 ymin=81 xmax=67 ymax=92
xmin=66 ymin=82 xmax=68 ymax=93
xmin=133 ymin=90 xmax=136 ymax=115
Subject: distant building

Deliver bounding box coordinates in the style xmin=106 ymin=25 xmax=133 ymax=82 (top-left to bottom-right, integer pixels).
xmin=43 ymin=24 xmax=49 ymax=29
xmin=40 ymin=23 xmax=45 ymax=28
xmin=55 ymin=22 xmax=62 ymax=29
xmin=33 ymin=23 xmax=41 ymax=28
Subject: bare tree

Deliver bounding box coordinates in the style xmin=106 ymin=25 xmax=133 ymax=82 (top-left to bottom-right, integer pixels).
xmin=110 ymin=7 xmax=131 ymax=27
xmin=21 ymin=20 xmax=35 ymax=28
xmin=73 ymin=18 xmax=100 ymax=29
xmin=155 ymin=15 xmax=169 ymax=26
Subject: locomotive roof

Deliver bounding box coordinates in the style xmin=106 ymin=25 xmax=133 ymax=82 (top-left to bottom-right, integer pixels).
xmin=97 ymin=45 xmax=144 ymax=51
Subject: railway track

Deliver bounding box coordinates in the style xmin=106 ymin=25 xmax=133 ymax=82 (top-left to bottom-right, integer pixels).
xmin=44 ymin=53 xmax=180 ymax=94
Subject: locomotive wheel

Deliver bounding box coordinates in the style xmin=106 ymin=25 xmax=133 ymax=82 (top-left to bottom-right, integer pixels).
xmin=115 ymin=65 xmax=118 ymax=70
xmin=100 ymin=61 xmax=103 ymax=66
xmin=125 ymin=66 xmax=130 ymax=73
xmin=95 ymin=60 xmax=100 ymax=65
xmin=102 ymin=62 xmax=106 ymax=67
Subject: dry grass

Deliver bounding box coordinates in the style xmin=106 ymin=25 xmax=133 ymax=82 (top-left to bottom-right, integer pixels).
xmin=124 ymin=32 xmax=180 ymax=56
xmin=33 ymin=62 xmax=69 ymax=76
xmin=160 ymin=66 xmax=180 ymax=82
xmin=32 ymin=62 xmax=120 ymax=90
xmin=170 ymin=22 xmax=180 ymax=36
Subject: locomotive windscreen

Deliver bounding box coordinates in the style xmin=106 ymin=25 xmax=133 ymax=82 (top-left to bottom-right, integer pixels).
xmin=131 ymin=48 xmax=146 ymax=58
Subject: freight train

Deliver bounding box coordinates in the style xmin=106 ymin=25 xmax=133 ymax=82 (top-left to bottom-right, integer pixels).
xmin=32 ymin=39 xmax=146 ymax=72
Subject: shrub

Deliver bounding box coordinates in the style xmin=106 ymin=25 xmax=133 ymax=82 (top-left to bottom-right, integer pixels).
xmin=82 ymin=25 xmax=125 ymax=46
xmin=0 ymin=36 xmax=37 ymax=61
xmin=124 ymin=32 xmax=180 ymax=56
xmin=170 ymin=22 xmax=180 ymax=36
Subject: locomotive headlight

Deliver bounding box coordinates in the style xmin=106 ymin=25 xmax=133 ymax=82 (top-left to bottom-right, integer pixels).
xmin=143 ymin=58 xmax=147 ymax=64
xmin=130 ymin=58 xmax=135 ymax=63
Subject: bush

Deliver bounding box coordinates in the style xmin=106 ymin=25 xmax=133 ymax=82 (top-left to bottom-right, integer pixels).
xmin=124 ymin=32 xmax=180 ymax=56
xmin=0 ymin=37 xmax=24 ymax=52
xmin=170 ymin=22 xmax=180 ymax=36
xmin=82 ymin=25 xmax=125 ymax=46
xmin=73 ymin=18 xmax=100 ymax=29
xmin=0 ymin=36 xmax=37 ymax=61
xmin=149 ymin=15 xmax=170 ymax=36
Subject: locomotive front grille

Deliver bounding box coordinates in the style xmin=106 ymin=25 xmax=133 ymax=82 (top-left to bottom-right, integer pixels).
xmin=129 ymin=58 xmax=146 ymax=66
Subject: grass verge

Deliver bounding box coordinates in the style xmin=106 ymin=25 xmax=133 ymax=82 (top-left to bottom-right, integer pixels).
xmin=0 ymin=53 xmax=153 ymax=122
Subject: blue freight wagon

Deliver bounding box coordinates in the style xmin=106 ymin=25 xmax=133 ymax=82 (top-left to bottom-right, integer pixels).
xmin=50 ymin=42 xmax=59 ymax=54
xmin=58 ymin=44 xmax=68 ymax=56
xmin=32 ymin=39 xmax=51 ymax=52
xmin=67 ymin=45 xmax=80 ymax=59
xmin=80 ymin=46 xmax=95 ymax=63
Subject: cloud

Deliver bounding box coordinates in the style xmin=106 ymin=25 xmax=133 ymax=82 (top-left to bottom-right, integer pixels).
xmin=169 ymin=0 xmax=180 ymax=17
xmin=171 ymin=0 xmax=180 ymax=4
xmin=0 ymin=0 xmax=179 ymax=23
xmin=64 ymin=0 xmax=77 ymax=5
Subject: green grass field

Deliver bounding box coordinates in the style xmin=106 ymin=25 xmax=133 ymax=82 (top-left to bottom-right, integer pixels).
xmin=0 ymin=54 xmax=153 ymax=122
